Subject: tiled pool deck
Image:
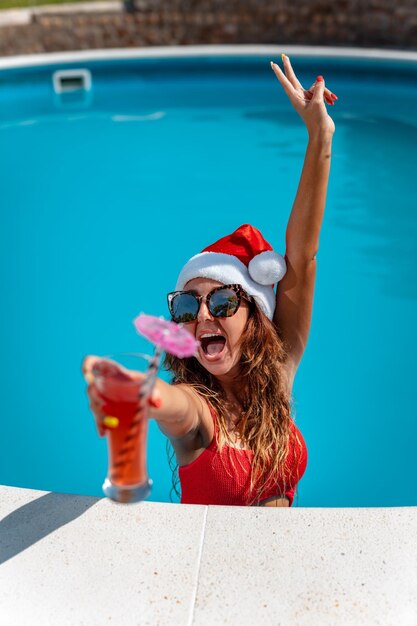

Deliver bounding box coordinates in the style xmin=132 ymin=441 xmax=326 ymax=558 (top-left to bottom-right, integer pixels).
xmin=1 ymin=485 xmax=416 ymax=625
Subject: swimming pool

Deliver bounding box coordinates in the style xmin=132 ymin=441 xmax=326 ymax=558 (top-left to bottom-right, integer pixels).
xmin=1 ymin=48 xmax=416 ymax=507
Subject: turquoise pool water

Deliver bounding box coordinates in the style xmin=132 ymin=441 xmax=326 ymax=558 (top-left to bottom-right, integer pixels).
xmin=1 ymin=55 xmax=416 ymax=507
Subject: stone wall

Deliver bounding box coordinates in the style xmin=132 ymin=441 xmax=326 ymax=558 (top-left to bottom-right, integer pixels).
xmin=0 ymin=0 xmax=416 ymax=56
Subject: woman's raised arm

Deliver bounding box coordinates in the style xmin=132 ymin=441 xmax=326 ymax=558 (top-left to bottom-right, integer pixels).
xmin=270 ymin=56 xmax=335 ymax=378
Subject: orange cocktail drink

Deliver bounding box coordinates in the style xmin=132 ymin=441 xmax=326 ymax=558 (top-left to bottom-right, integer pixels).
xmin=93 ymin=355 xmax=153 ymax=503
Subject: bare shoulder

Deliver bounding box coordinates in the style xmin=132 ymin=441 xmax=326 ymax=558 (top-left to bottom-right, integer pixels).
xmin=164 ymin=385 xmax=214 ymax=457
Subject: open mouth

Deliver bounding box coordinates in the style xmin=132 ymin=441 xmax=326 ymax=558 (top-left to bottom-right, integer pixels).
xmin=199 ymin=333 xmax=227 ymax=359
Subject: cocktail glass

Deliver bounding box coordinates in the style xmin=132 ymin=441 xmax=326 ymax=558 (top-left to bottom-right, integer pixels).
xmin=92 ymin=353 xmax=153 ymax=504
xmin=85 ymin=314 xmax=199 ymax=504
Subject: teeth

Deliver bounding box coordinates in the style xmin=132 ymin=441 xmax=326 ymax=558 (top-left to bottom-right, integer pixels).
xmin=200 ymin=333 xmax=223 ymax=339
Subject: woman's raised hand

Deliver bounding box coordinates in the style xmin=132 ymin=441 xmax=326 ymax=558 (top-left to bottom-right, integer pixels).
xmin=270 ymin=54 xmax=336 ymax=138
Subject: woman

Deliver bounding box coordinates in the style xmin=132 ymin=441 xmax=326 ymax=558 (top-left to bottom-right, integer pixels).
xmin=85 ymin=55 xmax=336 ymax=507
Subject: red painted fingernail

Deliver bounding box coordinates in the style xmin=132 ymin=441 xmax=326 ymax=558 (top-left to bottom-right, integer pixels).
xmin=316 ymin=75 xmax=324 ymax=82
xmin=331 ymin=93 xmax=338 ymax=100
xmin=149 ymin=397 xmax=162 ymax=409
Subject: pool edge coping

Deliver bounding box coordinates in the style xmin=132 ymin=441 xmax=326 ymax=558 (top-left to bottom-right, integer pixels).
xmin=1 ymin=44 xmax=417 ymax=70
xmin=1 ymin=484 xmax=416 ymax=625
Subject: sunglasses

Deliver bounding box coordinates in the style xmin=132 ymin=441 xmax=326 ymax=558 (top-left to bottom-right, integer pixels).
xmin=167 ymin=284 xmax=252 ymax=324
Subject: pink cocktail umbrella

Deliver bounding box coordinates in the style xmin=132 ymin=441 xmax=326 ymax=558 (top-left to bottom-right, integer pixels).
xmin=133 ymin=314 xmax=198 ymax=402
xmin=134 ymin=314 xmax=198 ymax=359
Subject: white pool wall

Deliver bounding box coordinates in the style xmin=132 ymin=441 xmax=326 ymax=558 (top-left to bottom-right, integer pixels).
xmin=1 ymin=485 xmax=416 ymax=625
xmin=1 ymin=44 xmax=417 ymax=70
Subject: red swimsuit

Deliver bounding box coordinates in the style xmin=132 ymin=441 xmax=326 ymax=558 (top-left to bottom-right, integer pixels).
xmin=179 ymin=405 xmax=308 ymax=506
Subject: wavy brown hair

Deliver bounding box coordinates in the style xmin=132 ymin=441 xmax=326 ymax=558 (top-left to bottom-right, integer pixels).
xmin=163 ymin=301 xmax=304 ymax=506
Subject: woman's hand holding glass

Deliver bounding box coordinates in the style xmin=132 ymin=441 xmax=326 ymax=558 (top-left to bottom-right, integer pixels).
xmin=83 ymin=355 xmax=161 ymax=437
xmin=82 ymin=354 xmax=161 ymax=502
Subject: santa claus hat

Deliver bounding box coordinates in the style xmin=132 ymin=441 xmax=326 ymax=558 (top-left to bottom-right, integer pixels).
xmin=175 ymin=224 xmax=287 ymax=320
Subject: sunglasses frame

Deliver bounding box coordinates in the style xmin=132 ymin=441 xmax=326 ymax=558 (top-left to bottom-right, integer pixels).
xmin=167 ymin=283 xmax=252 ymax=323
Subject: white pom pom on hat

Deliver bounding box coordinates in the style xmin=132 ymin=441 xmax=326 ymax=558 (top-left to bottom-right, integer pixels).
xmin=175 ymin=224 xmax=287 ymax=320
xmin=248 ymin=249 xmax=287 ymax=286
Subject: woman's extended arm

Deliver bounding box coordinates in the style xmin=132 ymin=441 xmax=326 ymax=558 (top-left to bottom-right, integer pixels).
xmin=83 ymin=356 xmax=202 ymax=439
xmin=270 ymin=57 xmax=335 ymax=378
xmin=149 ymin=379 xmax=202 ymax=439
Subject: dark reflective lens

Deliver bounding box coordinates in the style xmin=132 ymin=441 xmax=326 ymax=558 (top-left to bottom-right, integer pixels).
xmin=171 ymin=292 xmax=199 ymax=323
xmin=168 ymin=284 xmax=245 ymax=323
xmin=209 ymin=289 xmax=239 ymax=317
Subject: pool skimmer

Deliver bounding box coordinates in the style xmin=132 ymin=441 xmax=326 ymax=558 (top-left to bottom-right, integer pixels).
xmin=52 ymin=68 xmax=92 ymax=94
